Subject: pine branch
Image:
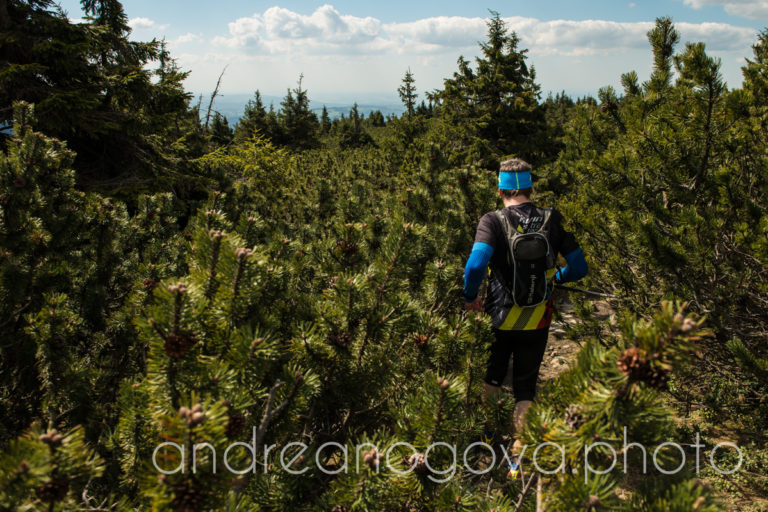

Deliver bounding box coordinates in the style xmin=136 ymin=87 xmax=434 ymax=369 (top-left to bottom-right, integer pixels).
xmin=232 ymin=377 xmax=300 ymax=499
xmin=514 ymin=472 xmax=538 ymax=512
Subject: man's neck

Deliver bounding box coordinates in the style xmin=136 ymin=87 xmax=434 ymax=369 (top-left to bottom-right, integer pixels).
xmin=502 ymin=196 xmax=532 ymax=208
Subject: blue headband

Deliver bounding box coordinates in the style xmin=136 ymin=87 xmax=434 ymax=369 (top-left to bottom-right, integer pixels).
xmin=499 ymin=171 xmax=532 ymax=190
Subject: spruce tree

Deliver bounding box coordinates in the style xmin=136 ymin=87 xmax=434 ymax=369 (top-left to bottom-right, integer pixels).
xmin=280 ymin=74 xmax=319 ymax=149
xmin=321 ymin=105 xmax=332 ymax=134
xmin=234 ymin=91 xmax=269 ymax=142
xmin=398 ymin=68 xmax=417 ymax=119
xmin=431 ymin=10 xmax=547 ymax=166
xmin=210 ymin=113 xmax=233 ymax=147
xmin=338 ymin=103 xmax=375 ymax=149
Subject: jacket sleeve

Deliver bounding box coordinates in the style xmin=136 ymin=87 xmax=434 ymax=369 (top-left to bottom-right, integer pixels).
xmin=463 ymin=242 xmax=494 ymax=301
xmin=554 ymin=248 xmax=588 ymax=284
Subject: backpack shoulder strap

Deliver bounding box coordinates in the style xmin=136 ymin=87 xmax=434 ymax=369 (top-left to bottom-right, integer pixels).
xmin=494 ymin=209 xmax=521 ymax=246
xmin=537 ymin=207 xmax=553 ymax=234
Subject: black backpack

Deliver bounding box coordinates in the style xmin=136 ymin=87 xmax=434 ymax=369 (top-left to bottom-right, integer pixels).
xmin=494 ymin=207 xmax=556 ymax=307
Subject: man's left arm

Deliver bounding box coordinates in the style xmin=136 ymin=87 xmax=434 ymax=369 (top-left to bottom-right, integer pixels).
xmin=555 ymin=248 xmax=588 ymax=284
xmin=550 ymin=209 xmax=588 ymax=284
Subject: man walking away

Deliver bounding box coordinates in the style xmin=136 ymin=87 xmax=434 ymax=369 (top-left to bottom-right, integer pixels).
xmin=463 ymin=157 xmax=587 ymax=442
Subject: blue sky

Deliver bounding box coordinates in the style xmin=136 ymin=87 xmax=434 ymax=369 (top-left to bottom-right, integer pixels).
xmin=59 ymin=1 xmax=768 ymax=105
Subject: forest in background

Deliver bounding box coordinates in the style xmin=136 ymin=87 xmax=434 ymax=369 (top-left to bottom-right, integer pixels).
xmin=1 ymin=0 xmax=767 ymax=510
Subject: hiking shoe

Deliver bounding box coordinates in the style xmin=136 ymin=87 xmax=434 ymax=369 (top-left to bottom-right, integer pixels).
xmin=506 ymin=440 xmax=524 ymax=480
xmin=507 ymin=459 xmax=521 ymax=480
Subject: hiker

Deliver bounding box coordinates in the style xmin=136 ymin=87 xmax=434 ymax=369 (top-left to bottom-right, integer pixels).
xmin=463 ymin=157 xmax=587 ymax=441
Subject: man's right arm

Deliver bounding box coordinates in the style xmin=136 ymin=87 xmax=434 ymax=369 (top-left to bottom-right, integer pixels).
xmin=463 ymin=213 xmax=497 ymax=301
xmin=463 ymin=242 xmax=494 ymax=301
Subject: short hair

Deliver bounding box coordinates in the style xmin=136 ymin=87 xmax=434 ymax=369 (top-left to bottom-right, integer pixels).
xmin=499 ymin=158 xmax=531 ymax=173
xmin=500 ymin=187 xmax=532 ymax=199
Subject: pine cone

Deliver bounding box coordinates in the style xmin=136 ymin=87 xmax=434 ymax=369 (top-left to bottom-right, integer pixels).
xmin=617 ymin=348 xmax=669 ymax=390
xmin=164 ymin=331 xmax=196 ymax=358
xmin=617 ymin=347 xmax=649 ymax=380
xmin=335 ymin=240 xmax=358 ymax=255
xmin=167 ymin=283 xmax=187 ymax=295
xmin=235 ymin=247 xmax=253 ymax=259
xmin=643 ymin=364 xmax=669 ymax=390
xmin=413 ymin=334 xmax=428 ymax=349
xmin=36 ymin=476 xmax=70 ymax=503
xmin=408 ymin=453 xmax=429 ymax=475
xmin=39 ymin=429 xmax=63 ymax=446
xmin=171 ymin=479 xmax=205 ymax=512
xmin=363 ymin=449 xmax=383 ymax=470
xmin=681 ymin=318 xmax=698 ymax=334
xmin=178 ymin=404 xmax=206 ymax=427
xmin=142 ymin=278 xmax=157 ymax=291
xmin=327 ymin=331 xmax=353 ymax=348
xmin=564 ymin=404 xmax=585 ymax=430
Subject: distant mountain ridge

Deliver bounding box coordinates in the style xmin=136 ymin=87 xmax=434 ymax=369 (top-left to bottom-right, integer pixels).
xmin=198 ymin=93 xmax=406 ymax=124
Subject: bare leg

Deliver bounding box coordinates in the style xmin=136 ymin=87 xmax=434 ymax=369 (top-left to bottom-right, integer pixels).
xmin=513 ymin=399 xmax=533 ymax=433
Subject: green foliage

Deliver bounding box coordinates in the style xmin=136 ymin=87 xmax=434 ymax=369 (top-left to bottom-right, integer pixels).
xmin=544 ymin=17 xmax=768 ymax=506
xmin=233 ymin=79 xmax=322 ymax=150
xmin=4 ymin=6 xmax=767 ymax=510
xmin=0 ymin=0 xmax=200 ymax=195
xmin=549 ymin=17 xmax=768 ymax=342
xmin=0 ymin=424 xmax=105 ymax=509
xmin=522 ymin=302 xmax=718 ymax=511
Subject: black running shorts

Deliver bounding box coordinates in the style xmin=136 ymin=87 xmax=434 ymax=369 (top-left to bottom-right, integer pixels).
xmin=484 ymin=327 xmax=549 ymax=402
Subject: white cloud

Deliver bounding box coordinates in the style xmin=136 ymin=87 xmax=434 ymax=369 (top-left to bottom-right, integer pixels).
xmin=187 ymin=6 xmax=757 ymax=99
xmin=517 ymin=19 xmax=652 ymax=55
xmin=212 ymin=7 xmax=756 ymax=57
xmin=129 ymin=17 xmax=156 ymax=30
xmin=384 ymin=16 xmax=487 ymax=48
xmin=216 ymin=4 xmax=386 ymax=54
xmin=683 ymin=0 xmax=768 ymax=20
xmin=173 ymin=32 xmax=201 ymax=45
xmin=677 ymin=21 xmax=756 ymax=50
xmin=128 ymin=17 xmax=169 ymax=31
